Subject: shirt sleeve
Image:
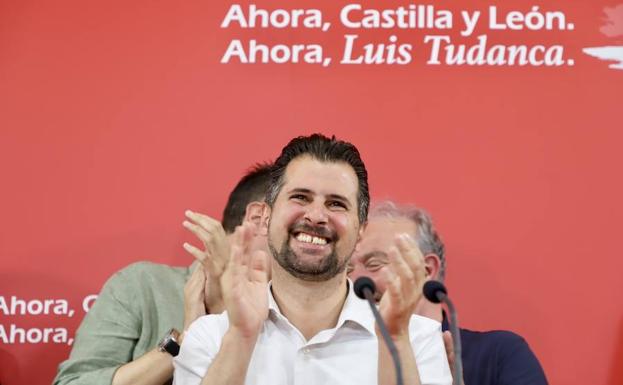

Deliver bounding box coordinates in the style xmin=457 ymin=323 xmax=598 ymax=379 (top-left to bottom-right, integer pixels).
xmin=410 ymin=316 xmax=453 ymax=385
xmin=496 ymin=332 xmax=548 ymax=385
xmin=53 ymin=265 xmax=142 ymax=385
xmin=173 ymin=314 xmax=227 ymax=385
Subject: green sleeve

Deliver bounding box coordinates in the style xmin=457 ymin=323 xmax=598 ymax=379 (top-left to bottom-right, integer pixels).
xmin=53 ymin=266 xmax=142 ymax=385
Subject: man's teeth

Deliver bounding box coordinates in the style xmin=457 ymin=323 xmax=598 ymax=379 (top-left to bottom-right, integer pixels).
xmin=295 ymin=233 xmax=328 ymax=245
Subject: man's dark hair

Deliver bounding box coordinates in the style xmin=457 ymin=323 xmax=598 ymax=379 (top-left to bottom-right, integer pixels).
xmin=222 ymin=162 xmax=273 ymax=233
xmin=266 ymin=134 xmax=369 ymax=223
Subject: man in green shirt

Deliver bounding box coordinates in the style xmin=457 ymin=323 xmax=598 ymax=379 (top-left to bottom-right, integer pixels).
xmin=53 ymin=163 xmax=272 ymax=385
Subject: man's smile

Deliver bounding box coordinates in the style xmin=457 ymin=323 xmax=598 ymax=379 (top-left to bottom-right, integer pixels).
xmin=294 ymin=232 xmax=328 ymax=245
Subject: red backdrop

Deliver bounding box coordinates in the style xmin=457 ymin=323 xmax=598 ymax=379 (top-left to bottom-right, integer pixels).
xmin=1 ymin=1 xmax=622 ymax=384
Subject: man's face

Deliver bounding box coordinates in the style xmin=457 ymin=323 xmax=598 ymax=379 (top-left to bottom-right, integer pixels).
xmin=267 ymin=155 xmax=362 ymax=281
xmin=348 ymin=216 xmax=418 ymax=301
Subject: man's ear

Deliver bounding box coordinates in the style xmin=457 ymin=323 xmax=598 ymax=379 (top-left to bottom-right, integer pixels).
xmin=244 ymin=201 xmax=265 ymax=226
xmin=423 ymin=254 xmax=441 ymax=280
xmin=248 ymin=202 xmax=270 ymax=236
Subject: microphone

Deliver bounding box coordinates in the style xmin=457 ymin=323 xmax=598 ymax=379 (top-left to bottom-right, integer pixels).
xmin=423 ymin=280 xmax=447 ymax=303
xmin=354 ymin=277 xmax=403 ymax=385
xmin=353 ymin=276 xmax=376 ymax=299
xmin=423 ymin=280 xmax=463 ymax=385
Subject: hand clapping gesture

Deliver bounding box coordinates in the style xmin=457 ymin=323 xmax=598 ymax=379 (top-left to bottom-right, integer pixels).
xmin=376 ymin=233 xmax=428 ymax=385
xmin=378 ymin=233 xmax=427 ymax=337
xmin=220 ymin=222 xmax=270 ymax=340
xmin=183 ymin=210 xmax=230 ymax=313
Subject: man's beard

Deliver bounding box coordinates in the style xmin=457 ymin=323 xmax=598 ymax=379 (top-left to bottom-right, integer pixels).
xmin=268 ymin=223 xmax=348 ymax=282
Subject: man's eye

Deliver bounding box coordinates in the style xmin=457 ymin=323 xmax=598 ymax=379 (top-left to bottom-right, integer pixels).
xmin=291 ymin=194 xmax=308 ymax=202
xmin=328 ymin=201 xmax=346 ymax=209
xmin=366 ymin=263 xmax=386 ymax=272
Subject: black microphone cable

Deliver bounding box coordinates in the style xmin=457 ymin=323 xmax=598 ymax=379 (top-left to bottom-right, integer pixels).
xmin=354 ymin=276 xmax=403 ymax=385
xmin=423 ymin=280 xmax=463 ymax=385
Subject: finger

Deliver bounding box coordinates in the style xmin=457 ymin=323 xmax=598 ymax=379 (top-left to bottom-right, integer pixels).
xmin=221 ymin=244 xmax=239 ymax=294
xmin=185 ymin=210 xmax=224 ymax=233
xmin=442 ymin=331 xmax=455 ymax=370
xmin=231 ymin=225 xmax=243 ymax=248
xmin=229 ymin=244 xmax=248 ymax=278
xmin=184 ymin=240 xmax=224 ymax=275
xmin=249 ymin=250 xmax=269 ymax=284
xmin=183 ymin=220 xmax=217 ymax=246
xmin=194 ymin=264 xmax=206 ymax=279
xmin=382 ymin=264 xmax=403 ymax=308
xmin=185 ymin=265 xmax=206 ymax=293
xmin=183 ymin=242 xmax=208 ymax=264
xmin=395 ymin=233 xmax=426 ymax=287
xmin=190 ymin=262 xmax=204 ymax=276
xmin=239 ymin=221 xmax=255 ymax=257
xmin=396 ymin=233 xmax=425 ymax=267
xmin=388 ymin=246 xmax=416 ymax=297
xmin=183 ymin=267 xmax=207 ymax=326
xmin=184 ymin=212 xmax=228 ymax=257
xmin=191 ymin=265 xmax=206 ymax=286
xmin=230 ymin=225 xmax=253 ymax=268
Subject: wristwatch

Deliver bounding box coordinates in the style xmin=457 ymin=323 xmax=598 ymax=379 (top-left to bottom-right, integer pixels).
xmin=157 ymin=328 xmax=181 ymax=357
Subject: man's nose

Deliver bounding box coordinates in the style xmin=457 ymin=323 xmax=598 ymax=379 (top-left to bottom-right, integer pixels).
xmin=304 ymin=201 xmax=329 ymax=224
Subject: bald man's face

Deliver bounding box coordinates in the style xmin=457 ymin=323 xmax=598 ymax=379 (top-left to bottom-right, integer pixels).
xmin=348 ymin=216 xmax=418 ymax=301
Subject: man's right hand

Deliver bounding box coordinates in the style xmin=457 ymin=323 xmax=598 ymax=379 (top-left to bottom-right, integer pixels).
xmin=221 ymin=222 xmax=269 ymax=340
xmin=183 ymin=210 xmax=230 ymax=313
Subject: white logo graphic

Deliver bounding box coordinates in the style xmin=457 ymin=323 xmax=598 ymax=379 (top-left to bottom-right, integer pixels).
xmin=583 ymin=5 xmax=623 ymax=70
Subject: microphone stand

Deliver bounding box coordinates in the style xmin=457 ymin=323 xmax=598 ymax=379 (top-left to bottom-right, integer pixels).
xmin=355 ymin=277 xmax=404 ymax=385
xmin=424 ymin=280 xmax=463 ymax=385
xmin=438 ymin=292 xmax=463 ymax=385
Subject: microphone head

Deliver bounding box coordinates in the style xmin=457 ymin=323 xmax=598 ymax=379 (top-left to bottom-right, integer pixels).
xmin=354 ymin=276 xmax=376 ymax=300
xmin=423 ymin=280 xmax=447 ymax=304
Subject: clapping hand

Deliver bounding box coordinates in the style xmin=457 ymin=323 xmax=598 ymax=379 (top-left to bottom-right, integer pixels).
xmin=378 ymin=233 xmax=427 ymax=337
xmin=183 ymin=210 xmax=230 ymax=313
xmin=220 ymin=222 xmax=270 ymax=340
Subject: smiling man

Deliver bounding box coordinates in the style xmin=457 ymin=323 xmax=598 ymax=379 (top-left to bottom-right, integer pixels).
xmin=173 ymin=134 xmax=451 ymax=385
xmin=349 ymin=201 xmax=548 ymax=385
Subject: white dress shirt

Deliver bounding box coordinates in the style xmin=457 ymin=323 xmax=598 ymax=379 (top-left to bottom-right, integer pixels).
xmin=174 ymin=281 xmax=452 ymax=385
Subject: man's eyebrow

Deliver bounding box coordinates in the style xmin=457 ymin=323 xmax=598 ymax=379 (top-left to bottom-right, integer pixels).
xmin=287 ymin=188 xmax=313 ymax=194
xmin=361 ymin=251 xmax=389 ymax=263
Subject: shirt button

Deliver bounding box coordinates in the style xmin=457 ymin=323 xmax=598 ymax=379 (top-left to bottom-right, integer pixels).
xmin=302 ymin=348 xmax=311 ymax=354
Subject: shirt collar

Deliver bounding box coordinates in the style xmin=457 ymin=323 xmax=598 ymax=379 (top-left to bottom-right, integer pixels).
xmin=267 ymin=282 xmax=281 ymax=314
xmin=335 ymin=279 xmax=376 ymax=335
xmin=266 ymin=279 xmax=376 ymax=336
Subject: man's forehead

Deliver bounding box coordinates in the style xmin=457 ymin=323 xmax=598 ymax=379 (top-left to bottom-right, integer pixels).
xmin=281 ymin=156 xmax=359 ymax=197
xmin=365 ymin=216 xmax=418 ymax=235
xmin=359 ymin=216 xmax=418 ymax=251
